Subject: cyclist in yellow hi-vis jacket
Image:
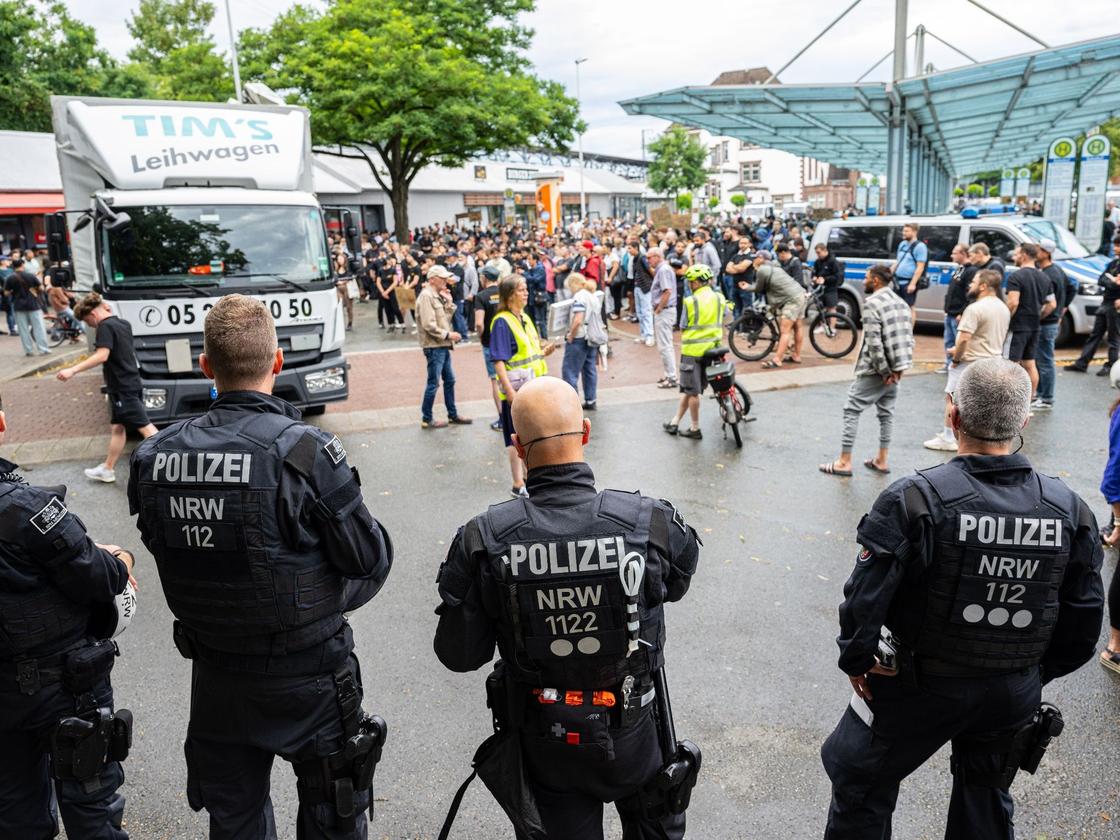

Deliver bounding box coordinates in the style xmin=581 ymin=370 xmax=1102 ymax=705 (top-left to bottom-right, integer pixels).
xmin=664 ymin=265 xmax=726 ymax=440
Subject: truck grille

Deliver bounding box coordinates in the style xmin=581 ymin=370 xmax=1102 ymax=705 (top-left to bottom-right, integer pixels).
xmin=134 ymin=323 xmax=325 ymax=377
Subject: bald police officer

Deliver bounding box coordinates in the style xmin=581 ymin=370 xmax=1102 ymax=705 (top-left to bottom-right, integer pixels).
xmin=434 ymin=377 xmax=701 ymax=839
xmin=0 ymin=394 xmax=137 ymax=838
xmin=128 ymin=295 xmax=393 ymax=839
xmin=821 ymin=357 xmax=1104 ymax=839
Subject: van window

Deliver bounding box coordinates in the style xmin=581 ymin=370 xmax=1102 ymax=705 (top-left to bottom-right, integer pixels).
xmin=827 ymin=225 xmax=892 ymax=259
xmin=969 ymin=228 xmax=1018 ymax=263
xmin=913 ymin=225 xmax=960 ymax=262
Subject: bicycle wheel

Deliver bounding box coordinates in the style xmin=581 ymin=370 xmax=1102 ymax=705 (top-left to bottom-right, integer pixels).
xmin=809 ymin=311 xmax=858 ymax=359
xmin=733 ymin=381 xmax=752 ymax=417
xmin=729 ymin=311 xmax=778 ymax=361
xmin=717 ymin=391 xmax=742 ymax=448
xmin=47 ymin=321 xmax=66 ymax=348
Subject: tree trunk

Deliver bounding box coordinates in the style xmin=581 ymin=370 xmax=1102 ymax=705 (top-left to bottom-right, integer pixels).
xmin=390 ymin=178 xmax=410 ymax=244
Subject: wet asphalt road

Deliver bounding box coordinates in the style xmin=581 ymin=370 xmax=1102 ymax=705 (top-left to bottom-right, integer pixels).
xmin=39 ymin=368 xmax=1119 ymax=840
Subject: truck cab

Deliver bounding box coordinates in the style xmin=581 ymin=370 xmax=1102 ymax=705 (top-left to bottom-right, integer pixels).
xmin=49 ymin=95 xmax=354 ymax=421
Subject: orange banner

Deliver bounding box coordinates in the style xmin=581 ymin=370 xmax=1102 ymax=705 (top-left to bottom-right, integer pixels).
xmin=536 ymin=181 xmax=561 ymax=235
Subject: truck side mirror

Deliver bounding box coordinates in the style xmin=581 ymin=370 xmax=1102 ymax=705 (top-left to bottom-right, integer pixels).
xmin=46 ymin=212 xmax=71 ymax=263
xmin=106 ymin=212 xmax=131 ymax=232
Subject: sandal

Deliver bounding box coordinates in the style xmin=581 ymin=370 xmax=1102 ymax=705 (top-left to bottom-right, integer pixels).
xmin=762 ymin=360 xmax=782 ymax=369
xmin=1101 ymin=649 xmax=1120 ymax=675
xmin=864 ymin=459 xmax=891 ymax=474
xmin=657 ymin=378 xmax=679 ymax=389
xmin=819 ymin=462 xmax=853 ymax=477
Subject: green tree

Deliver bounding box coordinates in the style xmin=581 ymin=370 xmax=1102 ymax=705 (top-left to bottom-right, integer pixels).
xmin=0 ymin=1 xmax=151 ymax=132
xmin=730 ymin=193 xmax=746 ymax=208
xmin=708 ymin=196 xmax=720 ymax=209
xmin=966 ymin=184 xmax=983 ymax=197
xmin=676 ymin=192 xmax=693 ymax=211
xmin=239 ymin=0 xmax=580 ymax=240
xmin=987 ymin=185 xmax=1000 ymax=197
xmin=647 ymin=125 xmax=707 ymax=206
xmin=126 ymin=0 xmax=231 ymax=101
xmin=953 ymin=187 xmax=964 ymax=197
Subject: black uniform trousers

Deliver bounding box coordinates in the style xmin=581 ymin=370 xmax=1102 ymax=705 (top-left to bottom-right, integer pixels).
xmin=184 ymin=653 xmax=369 ymax=840
xmin=821 ymin=667 xmax=1040 ymax=840
xmin=0 ymin=675 xmax=127 ymax=840
xmin=517 ymin=704 xmax=685 ymax=840
xmin=1073 ymin=305 xmax=1120 ymax=369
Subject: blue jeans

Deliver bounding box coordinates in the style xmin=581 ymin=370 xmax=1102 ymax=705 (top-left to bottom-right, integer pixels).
xmin=943 ymin=315 xmax=958 ymax=365
xmin=634 ymin=288 xmax=653 ymax=339
xmin=14 ymin=309 xmax=49 ymax=354
xmin=3 ymin=297 xmax=15 ymax=334
xmin=1037 ymin=321 xmax=1059 ymax=403
xmin=562 ymin=338 xmax=598 ymax=403
xmin=421 ymin=347 xmax=458 ymax=422
xmin=452 ymin=301 xmax=468 ymax=336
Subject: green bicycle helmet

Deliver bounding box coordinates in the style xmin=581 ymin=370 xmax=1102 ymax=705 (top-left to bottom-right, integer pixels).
xmin=683 ymin=264 xmax=714 ymax=284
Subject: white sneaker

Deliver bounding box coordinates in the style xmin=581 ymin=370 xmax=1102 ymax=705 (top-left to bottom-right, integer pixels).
xmin=923 ymin=435 xmax=958 ymax=452
xmin=633 ymin=336 xmax=644 ymax=343
xmin=644 ymin=337 xmax=655 ymax=347
xmin=84 ymin=464 xmax=116 ymax=483
xmin=1030 ymin=399 xmax=1052 ymax=411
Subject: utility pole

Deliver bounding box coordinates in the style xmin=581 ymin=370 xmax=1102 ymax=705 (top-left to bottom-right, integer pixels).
xmin=575 ymin=58 xmax=588 ymax=223
xmin=885 ymin=0 xmax=908 ymax=214
xmin=224 ymin=0 xmax=242 ymax=101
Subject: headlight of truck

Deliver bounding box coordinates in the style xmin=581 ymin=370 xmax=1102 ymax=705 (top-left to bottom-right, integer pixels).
xmin=305 ymin=366 xmax=345 ymax=392
xmin=142 ymin=388 xmax=167 ymax=410
xmin=1079 ymin=282 xmax=1102 ymax=296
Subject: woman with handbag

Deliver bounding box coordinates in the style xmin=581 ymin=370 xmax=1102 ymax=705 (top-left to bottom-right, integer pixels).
xmin=489 ymin=273 xmax=556 ymax=497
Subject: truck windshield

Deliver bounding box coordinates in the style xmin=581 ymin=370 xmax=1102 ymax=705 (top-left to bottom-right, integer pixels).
xmin=103 ymin=204 xmax=332 ymax=289
xmin=1014 ymin=220 xmax=1091 ymax=260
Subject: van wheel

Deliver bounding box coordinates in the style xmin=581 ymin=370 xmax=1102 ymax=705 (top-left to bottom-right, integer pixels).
xmin=1056 ymin=312 xmax=1073 ymax=347
xmin=838 ymin=291 xmax=860 ymax=328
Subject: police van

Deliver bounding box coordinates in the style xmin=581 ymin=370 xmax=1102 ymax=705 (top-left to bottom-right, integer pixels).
xmin=806 ymin=212 xmax=1106 ymax=343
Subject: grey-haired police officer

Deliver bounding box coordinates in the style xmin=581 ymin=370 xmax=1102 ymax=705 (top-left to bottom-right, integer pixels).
xmin=128 ymin=295 xmax=392 ymax=840
xmin=821 ymin=358 xmax=1104 ymax=839
xmin=0 ymin=394 xmax=137 ymax=839
xmin=434 ymin=377 xmax=701 ymax=839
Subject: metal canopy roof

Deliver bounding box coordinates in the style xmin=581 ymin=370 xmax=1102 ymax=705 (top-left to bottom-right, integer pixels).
xmin=619 ymin=34 xmax=1120 ymax=177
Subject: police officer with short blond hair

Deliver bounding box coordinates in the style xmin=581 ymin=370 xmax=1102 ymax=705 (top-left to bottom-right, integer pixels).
xmin=821 ymin=357 xmax=1103 ymax=839
xmin=129 ymin=294 xmax=392 ymax=839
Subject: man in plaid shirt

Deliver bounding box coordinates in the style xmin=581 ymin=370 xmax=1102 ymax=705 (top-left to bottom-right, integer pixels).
xmin=820 ymin=264 xmax=914 ymax=477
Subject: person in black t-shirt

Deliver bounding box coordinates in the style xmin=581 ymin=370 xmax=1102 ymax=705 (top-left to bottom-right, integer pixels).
xmin=57 ymin=293 xmax=157 ymax=484
xmin=1069 ymin=235 xmax=1120 ymax=376
xmin=4 ymin=258 xmax=51 ymax=355
xmin=940 ymin=244 xmax=974 ymax=372
xmin=1035 ymin=239 xmax=1068 ymax=409
xmin=474 ymin=265 xmax=503 ymax=430
xmin=1005 ymin=243 xmax=1056 ymax=398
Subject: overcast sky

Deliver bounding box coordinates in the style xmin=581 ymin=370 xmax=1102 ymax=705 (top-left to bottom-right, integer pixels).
xmin=63 ymin=0 xmax=1116 ymax=160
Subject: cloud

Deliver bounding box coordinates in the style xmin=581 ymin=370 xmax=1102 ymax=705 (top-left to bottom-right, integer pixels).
xmin=64 ymin=0 xmax=1115 ymax=159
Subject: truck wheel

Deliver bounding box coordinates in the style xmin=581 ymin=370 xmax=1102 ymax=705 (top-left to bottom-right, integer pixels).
xmin=1056 ymin=312 xmax=1073 ymax=347
xmin=303 ymin=405 xmax=326 ymax=417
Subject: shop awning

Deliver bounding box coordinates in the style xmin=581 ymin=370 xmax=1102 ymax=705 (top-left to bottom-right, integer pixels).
xmin=0 ymin=192 xmax=64 ymax=215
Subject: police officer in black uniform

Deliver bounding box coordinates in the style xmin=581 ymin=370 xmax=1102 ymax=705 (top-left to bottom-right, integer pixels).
xmin=821 ymin=357 xmax=1104 ymax=839
xmin=128 ymin=295 xmax=393 ymax=840
xmin=434 ymin=376 xmax=701 ymax=839
xmin=0 ymin=394 xmax=137 ymax=839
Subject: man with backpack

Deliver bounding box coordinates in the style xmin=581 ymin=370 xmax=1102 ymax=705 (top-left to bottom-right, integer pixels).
xmin=3 ymin=258 xmax=50 ymax=356
xmin=890 ymin=223 xmax=927 ymax=324
xmin=561 ymin=272 xmax=605 ymax=411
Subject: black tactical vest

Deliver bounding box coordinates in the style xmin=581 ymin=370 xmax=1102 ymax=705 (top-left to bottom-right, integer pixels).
xmin=890 ymin=463 xmax=1074 ymax=671
xmin=133 ymin=411 xmax=347 ymax=656
xmin=0 ymin=480 xmax=91 ymax=657
xmin=478 ymin=489 xmax=665 ymax=688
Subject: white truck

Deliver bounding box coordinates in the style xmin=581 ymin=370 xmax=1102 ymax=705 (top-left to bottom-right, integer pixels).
xmin=46 ymin=95 xmax=356 ymax=421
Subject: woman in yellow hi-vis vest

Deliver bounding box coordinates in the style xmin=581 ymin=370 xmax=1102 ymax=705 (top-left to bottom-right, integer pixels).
xmin=665 ymin=265 xmax=726 ymax=440
xmin=489 ymin=273 xmax=556 ymax=496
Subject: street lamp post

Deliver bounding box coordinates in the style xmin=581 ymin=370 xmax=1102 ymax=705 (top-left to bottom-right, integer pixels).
xmin=224 ymin=0 xmax=242 ymax=101
xmin=575 ymin=58 xmax=588 ymax=225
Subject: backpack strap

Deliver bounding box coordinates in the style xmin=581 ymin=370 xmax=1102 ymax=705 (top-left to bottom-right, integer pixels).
xmin=915 ymin=462 xmax=981 ymax=508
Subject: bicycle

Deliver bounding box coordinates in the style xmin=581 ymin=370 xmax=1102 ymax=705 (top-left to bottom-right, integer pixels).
xmin=45 ymin=312 xmax=84 ymax=348
xmin=727 ymin=284 xmax=858 ymax=362
xmin=701 ymin=345 xmax=752 ymax=448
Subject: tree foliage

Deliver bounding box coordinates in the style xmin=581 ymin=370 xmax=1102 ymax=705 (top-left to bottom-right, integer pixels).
xmin=0 ymin=1 xmax=152 ymax=132
xmin=647 ymin=125 xmax=708 ymax=204
xmin=126 ymin=0 xmax=231 ymax=101
xmin=676 ymin=192 xmax=693 ymax=211
xmin=239 ymin=0 xmax=581 ymax=239
xmin=730 ymin=193 xmax=747 ymax=208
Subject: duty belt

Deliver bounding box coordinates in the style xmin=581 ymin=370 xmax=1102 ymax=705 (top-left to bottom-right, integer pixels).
xmin=1 ymin=649 xmax=71 ymax=695
xmin=531 ymin=676 xmax=656 ymax=728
